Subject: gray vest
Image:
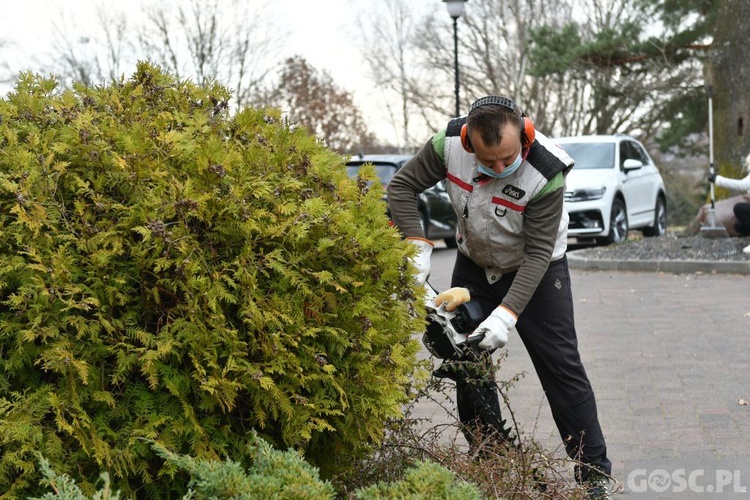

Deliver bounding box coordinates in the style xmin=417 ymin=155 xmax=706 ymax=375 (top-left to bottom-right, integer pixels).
xmin=443 ymin=118 xmax=572 ymax=283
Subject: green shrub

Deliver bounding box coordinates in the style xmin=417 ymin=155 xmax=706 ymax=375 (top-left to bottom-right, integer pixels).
xmin=32 ymin=436 xmax=481 ymax=499
xmin=30 ymin=458 xmax=121 ymax=500
xmin=354 ymin=460 xmax=482 ymax=500
xmin=0 ymin=62 xmax=424 ymax=497
xmin=152 ymin=433 xmax=337 ymax=499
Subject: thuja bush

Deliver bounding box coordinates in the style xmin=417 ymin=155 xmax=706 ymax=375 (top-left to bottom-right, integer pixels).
xmin=353 ymin=460 xmax=482 ymax=499
xmin=0 ymin=62 xmax=424 ymax=497
xmin=32 ymin=435 xmax=478 ymax=499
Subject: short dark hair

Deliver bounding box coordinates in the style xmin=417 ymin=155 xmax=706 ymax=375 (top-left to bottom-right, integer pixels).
xmin=466 ymin=103 xmax=523 ymax=147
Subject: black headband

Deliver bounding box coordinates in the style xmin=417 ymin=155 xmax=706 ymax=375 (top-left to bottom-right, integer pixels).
xmin=468 ymin=95 xmax=517 ymax=114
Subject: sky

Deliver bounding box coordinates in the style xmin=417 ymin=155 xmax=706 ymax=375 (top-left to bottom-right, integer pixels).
xmin=0 ymin=0 xmax=440 ymax=142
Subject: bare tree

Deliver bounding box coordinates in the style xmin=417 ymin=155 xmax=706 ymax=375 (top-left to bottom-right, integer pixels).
xmin=136 ymin=0 xmax=282 ymax=109
xmin=0 ymin=38 xmax=13 ymax=86
xmin=355 ymin=0 xmax=436 ymax=151
xmin=355 ymin=0 xmax=579 ymax=141
xmin=42 ymin=0 xmax=283 ymax=110
xmin=48 ymin=5 xmax=131 ymax=87
xmin=455 ymin=0 xmax=577 ymax=132
xmin=269 ymin=56 xmax=378 ymax=154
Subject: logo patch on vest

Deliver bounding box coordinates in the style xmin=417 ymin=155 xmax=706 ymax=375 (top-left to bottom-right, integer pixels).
xmin=502 ymin=184 xmax=525 ymax=200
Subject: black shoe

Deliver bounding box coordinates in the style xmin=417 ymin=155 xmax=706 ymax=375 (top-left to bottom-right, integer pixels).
xmin=585 ymin=471 xmax=614 ymax=499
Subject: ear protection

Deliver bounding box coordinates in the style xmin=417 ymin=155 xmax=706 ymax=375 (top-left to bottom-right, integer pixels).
xmin=460 ymin=95 xmax=536 ymax=153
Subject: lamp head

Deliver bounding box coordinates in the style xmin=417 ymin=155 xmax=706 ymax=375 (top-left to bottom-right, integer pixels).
xmin=443 ymin=0 xmax=467 ymax=19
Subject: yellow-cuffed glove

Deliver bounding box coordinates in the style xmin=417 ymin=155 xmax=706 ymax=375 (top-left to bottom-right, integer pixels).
xmin=406 ymin=237 xmax=433 ymax=286
xmin=433 ymin=287 xmax=471 ymax=311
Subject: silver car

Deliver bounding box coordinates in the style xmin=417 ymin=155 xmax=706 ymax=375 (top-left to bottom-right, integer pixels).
xmin=556 ymin=135 xmax=667 ymax=245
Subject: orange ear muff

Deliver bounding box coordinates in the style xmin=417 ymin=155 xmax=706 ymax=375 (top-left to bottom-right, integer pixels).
xmin=460 ymin=123 xmax=474 ymax=153
xmin=522 ymin=116 xmax=536 ymax=149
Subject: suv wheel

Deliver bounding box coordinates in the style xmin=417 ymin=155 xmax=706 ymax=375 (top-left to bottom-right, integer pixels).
xmin=596 ymin=198 xmax=628 ymax=245
xmin=642 ymin=197 xmax=666 ymax=237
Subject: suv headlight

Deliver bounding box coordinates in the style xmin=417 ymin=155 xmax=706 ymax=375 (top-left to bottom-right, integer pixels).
xmin=565 ymin=187 xmax=606 ymax=202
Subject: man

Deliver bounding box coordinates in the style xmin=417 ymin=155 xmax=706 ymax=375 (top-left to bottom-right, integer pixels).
xmin=387 ymin=95 xmax=613 ymax=499
xmin=709 ymin=152 xmax=750 ymax=254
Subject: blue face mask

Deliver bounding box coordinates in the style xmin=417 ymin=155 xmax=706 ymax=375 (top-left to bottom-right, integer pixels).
xmin=477 ymin=152 xmax=523 ymax=178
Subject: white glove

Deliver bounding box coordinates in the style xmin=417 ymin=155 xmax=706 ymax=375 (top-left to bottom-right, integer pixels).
xmin=434 ymin=287 xmax=471 ymax=311
xmin=471 ymin=306 xmax=517 ymax=350
xmin=407 ymin=237 xmax=433 ymax=286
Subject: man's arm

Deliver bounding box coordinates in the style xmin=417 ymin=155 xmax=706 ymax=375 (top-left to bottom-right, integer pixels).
xmin=386 ymin=136 xmax=448 ymax=239
xmin=716 ymin=172 xmax=750 ymax=192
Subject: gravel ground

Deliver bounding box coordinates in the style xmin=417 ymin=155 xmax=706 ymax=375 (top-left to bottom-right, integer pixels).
xmin=570 ymin=233 xmax=750 ymax=261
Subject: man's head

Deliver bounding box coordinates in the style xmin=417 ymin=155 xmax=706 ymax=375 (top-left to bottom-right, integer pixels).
xmin=460 ymin=96 xmax=535 ymax=175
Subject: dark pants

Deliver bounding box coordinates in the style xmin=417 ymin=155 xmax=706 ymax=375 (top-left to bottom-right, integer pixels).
xmin=733 ymin=202 xmax=750 ymax=235
xmin=450 ymin=252 xmax=611 ymax=482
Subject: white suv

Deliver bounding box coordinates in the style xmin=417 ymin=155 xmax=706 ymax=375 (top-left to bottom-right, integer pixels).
xmin=555 ymin=135 xmax=667 ymax=245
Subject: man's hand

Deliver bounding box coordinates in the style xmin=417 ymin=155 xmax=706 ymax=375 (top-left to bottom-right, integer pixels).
xmin=708 ymin=171 xmax=717 ymax=184
xmin=470 ymin=306 xmax=517 ymax=350
xmin=406 ymin=237 xmax=433 ymax=286
xmin=434 ymin=287 xmax=471 ymax=311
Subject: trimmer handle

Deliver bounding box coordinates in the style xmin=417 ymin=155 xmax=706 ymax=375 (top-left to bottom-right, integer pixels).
xmin=466 ymin=332 xmax=485 ymax=345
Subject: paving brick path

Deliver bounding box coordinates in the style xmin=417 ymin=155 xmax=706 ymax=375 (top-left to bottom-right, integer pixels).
xmin=415 ymin=247 xmax=750 ymax=496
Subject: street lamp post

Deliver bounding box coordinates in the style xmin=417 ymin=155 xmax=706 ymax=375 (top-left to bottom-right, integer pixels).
xmin=443 ymin=0 xmax=467 ymax=117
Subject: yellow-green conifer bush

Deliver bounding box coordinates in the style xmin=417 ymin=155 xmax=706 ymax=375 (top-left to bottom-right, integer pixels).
xmin=0 ymin=62 xmax=424 ymax=497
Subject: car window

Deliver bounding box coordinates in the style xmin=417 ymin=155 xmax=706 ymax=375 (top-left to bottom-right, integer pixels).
xmin=619 ymin=140 xmax=649 ymax=168
xmin=559 ymin=143 xmax=615 ymax=169
xmin=620 ymin=142 xmax=634 ymax=167
xmin=629 ymin=141 xmax=651 ymax=165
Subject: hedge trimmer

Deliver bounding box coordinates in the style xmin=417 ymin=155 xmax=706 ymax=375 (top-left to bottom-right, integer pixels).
xmin=422 ymin=282 xmax=484 ymax=360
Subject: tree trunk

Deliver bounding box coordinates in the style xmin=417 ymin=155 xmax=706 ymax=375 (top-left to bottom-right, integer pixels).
xmin=705 ymin=0 xmax=750 ymax=179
